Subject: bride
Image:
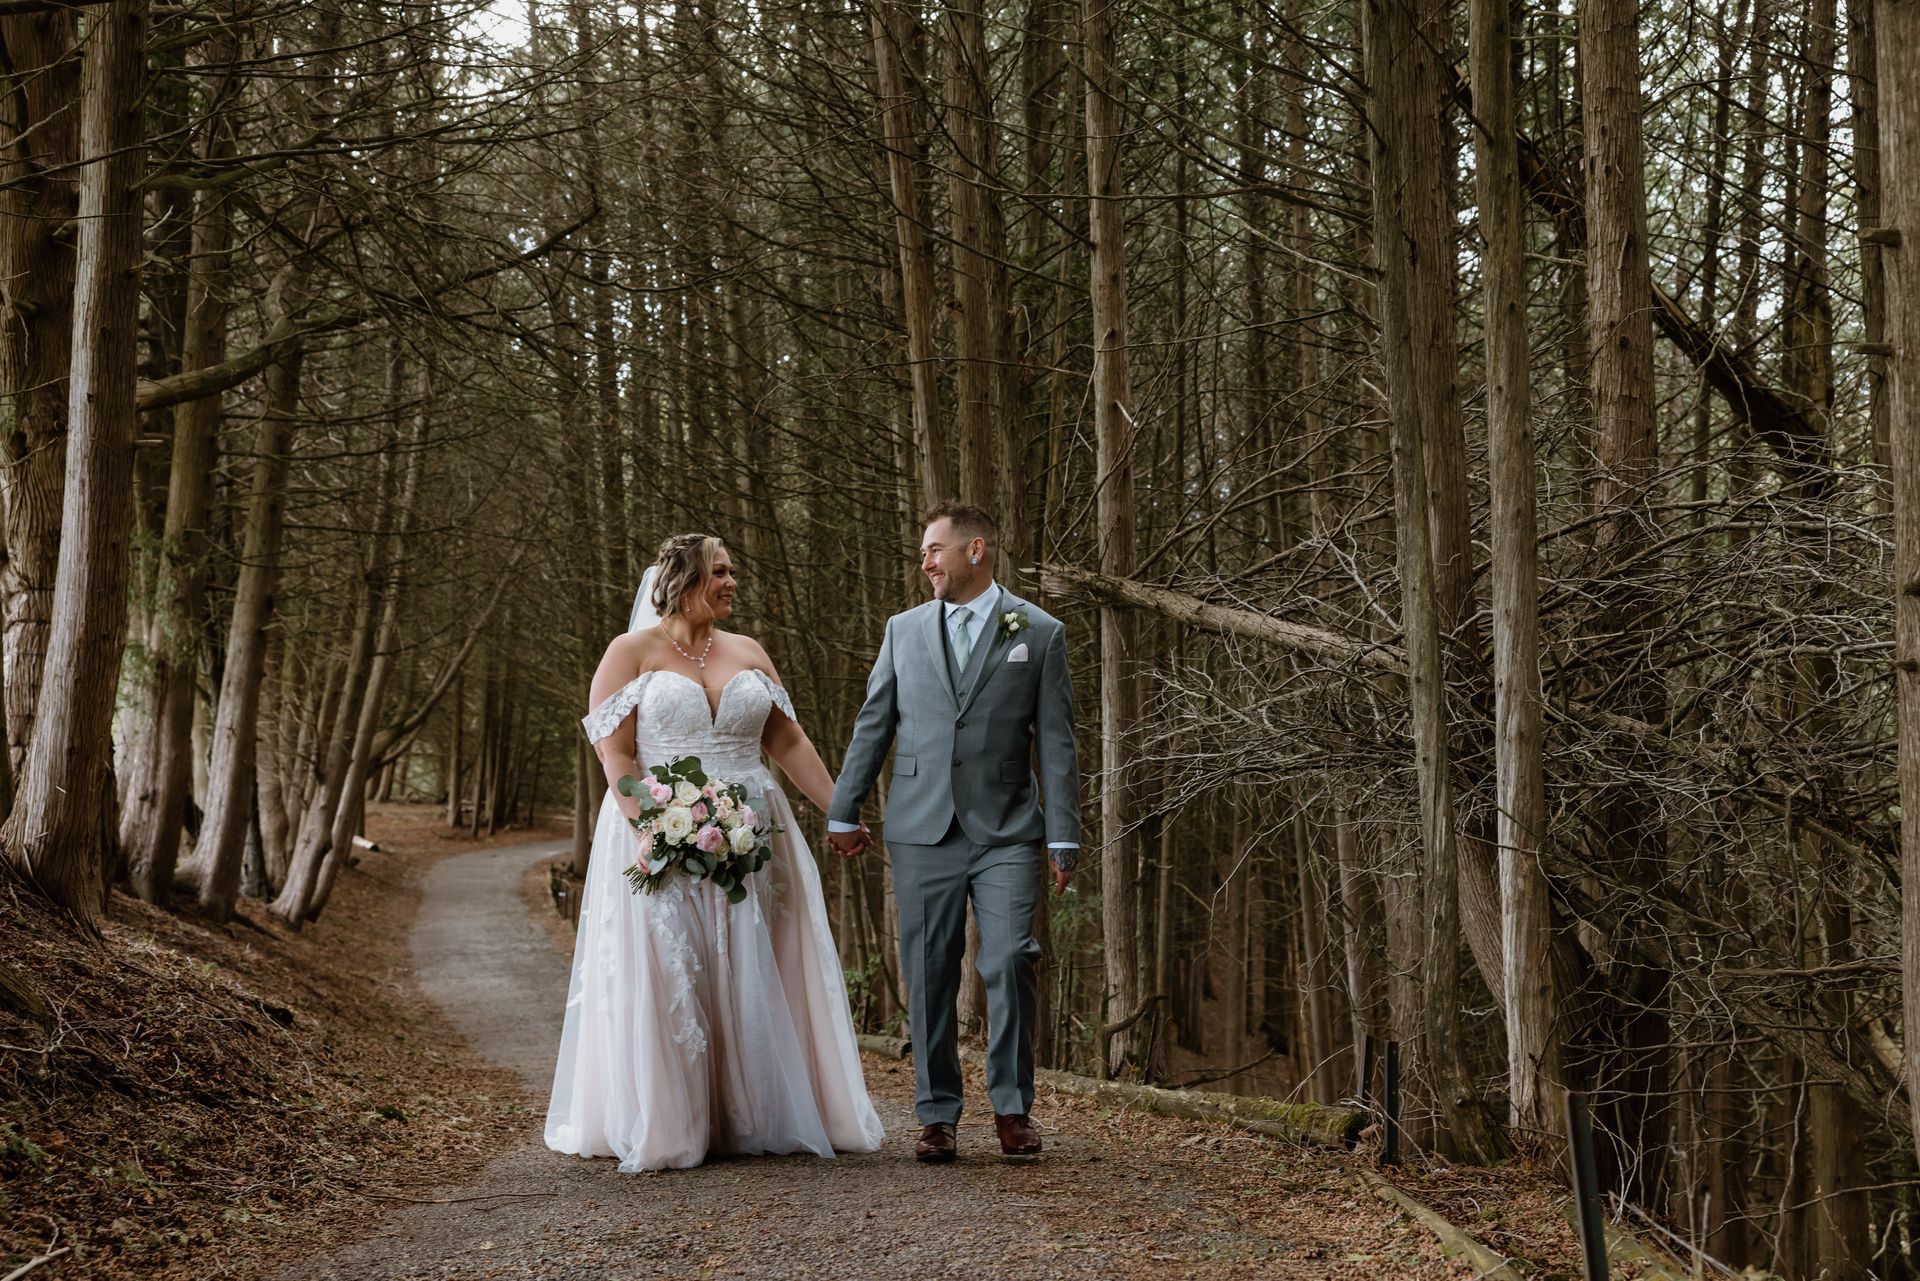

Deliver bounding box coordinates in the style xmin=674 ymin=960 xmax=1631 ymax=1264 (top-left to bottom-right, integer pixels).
xmin=545 ymin=533 xmax=885 ymax=1170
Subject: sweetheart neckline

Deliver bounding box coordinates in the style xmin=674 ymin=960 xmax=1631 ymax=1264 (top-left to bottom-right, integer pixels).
xmin=638 ymin=667 xmax=761 ymax=722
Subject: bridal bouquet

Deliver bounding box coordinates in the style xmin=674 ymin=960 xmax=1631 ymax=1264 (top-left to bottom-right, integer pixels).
xmin=618 ymin=756 xmax=781 ymax=904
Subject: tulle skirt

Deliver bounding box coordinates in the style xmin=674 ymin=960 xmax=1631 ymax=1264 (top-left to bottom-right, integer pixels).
xmin=544 ymin=777 xmax=885 ymax=1171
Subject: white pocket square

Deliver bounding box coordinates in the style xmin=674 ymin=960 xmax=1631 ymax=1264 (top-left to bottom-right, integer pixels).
xmin=1007 ymin=643 xmax=1030 ymax=662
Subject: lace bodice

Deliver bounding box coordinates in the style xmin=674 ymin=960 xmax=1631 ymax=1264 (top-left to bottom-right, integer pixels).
xmin=582 ymin=668 xmax=797 ymax=779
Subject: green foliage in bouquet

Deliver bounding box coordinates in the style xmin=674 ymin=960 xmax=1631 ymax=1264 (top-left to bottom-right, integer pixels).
xmin=617 ymin=756 xmax=781 ymax=904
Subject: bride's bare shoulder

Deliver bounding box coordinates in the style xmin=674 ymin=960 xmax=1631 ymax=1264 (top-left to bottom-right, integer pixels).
xmin=596 ymin=630 xmax=670 ymax=680
xmin=717 ymin=631 xmax=780 ymax=680
xmin=713 ymin=629 xmax=768 ymax=661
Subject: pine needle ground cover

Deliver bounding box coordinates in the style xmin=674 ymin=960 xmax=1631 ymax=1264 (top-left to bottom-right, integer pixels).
xmin=0 ymin=807 xmax=562 ymax=1279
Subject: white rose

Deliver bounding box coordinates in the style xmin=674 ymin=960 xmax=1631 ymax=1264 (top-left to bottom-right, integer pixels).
xmin=720 ymin=810 xmax=741 ymax=831
xmin=660 ymin=806 xmax=695 ymax=843
xmin=728 ymin=825 xmax=757 ymax=855
xmin=673 ymin=780 xmax=702 ymax=806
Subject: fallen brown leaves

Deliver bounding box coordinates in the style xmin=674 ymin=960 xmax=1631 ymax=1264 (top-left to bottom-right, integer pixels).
xmin=0 ymin=805 xmax=564 ymax=1279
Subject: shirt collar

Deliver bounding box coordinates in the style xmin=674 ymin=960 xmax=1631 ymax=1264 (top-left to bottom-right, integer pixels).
xmin=946 ymin=582 xmax=999 ymax=626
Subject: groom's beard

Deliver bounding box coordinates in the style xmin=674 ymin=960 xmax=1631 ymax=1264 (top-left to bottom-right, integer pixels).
xmin=928 ymin=565 xmax=985 ymax=602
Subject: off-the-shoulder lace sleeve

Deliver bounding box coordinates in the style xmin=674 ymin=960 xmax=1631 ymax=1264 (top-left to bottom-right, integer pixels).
xmin=582 ymin=672 xmax=654 ymax=745
xmin=753 ymin=669 xmax=798 ymax=725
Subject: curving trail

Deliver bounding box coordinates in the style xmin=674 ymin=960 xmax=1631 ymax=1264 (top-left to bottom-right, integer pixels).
xmin=271 ymin=841 xmax=1439 ymax=1280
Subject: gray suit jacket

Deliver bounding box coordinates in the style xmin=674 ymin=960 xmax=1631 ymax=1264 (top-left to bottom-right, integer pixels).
xmin=831 ymin=588 xmax=1081 ymax=848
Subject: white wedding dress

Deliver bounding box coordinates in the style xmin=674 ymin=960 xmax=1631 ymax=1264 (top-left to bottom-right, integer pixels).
xmin=544 ymin=666 xmax=885 ymax=1170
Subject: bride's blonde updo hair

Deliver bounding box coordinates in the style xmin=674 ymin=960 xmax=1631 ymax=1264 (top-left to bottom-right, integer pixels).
xmin=649 ymin=533 xmax=725 ymax=618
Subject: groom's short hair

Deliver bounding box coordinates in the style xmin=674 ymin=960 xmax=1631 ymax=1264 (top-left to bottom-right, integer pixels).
xmin=924 ymin=500 xmax=995 ymax=551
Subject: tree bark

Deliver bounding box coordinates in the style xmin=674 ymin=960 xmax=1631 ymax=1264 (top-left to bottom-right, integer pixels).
xmin=871 ymin=0 xmax=948 ymax=505
xmin=1876 ymin=0 xmax=1920 ymax=1173
xmin=272 ymin=576 xmax=378 ymax=925
xmin=122 ymin=152 xmax=233 ymax=903
xmin=304 ymin=363 xmax=429 ymax=921
xmin=0 ymin=8 xmax=80 ymax=809
xmin=185 ymin=350 xmax=303 ymax=920
xmin=1855 ymin=0 xmax=1888 ymax=473
xmin=256 ymin=643 xmax=292 ymax=892
xmin=1468 ymin=0 xmax=1559 ymax=1138
xmin=1580 ymin=0 xmax=1670 ymax=1194
xmin=1365 ymin=0 xmax=1495 ymax=1161
xmin=446 ymin=675 xmax=465 ymax=828
xmin=0 ymin=0 xmax=148 ymax=926
xmin=946 ymin=0 xmax=1007 ymax=508
xmin=1083 ymin=0 xmax=1144 ymax=1073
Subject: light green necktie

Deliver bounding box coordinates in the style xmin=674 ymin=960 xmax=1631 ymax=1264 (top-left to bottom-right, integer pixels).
xmin=953 ymin=609 xmax=973 ymax=666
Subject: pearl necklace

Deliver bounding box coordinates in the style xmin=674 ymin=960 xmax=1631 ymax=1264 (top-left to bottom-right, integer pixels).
xmin=666 ymin=627 xmax=713 ymax=669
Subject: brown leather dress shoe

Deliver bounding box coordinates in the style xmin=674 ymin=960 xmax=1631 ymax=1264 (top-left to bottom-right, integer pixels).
xmin=914 ymin=1122 xmax=957 ymax=1163
xmin=995 ymin=1112 xmax=1043 ymax=1156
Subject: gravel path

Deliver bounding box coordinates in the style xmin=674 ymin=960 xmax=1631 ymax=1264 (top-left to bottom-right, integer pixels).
xmin=270 ymin=841 xmax=1437 ymax=1280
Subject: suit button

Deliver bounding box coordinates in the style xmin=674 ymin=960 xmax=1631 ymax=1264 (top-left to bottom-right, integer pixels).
xmin=956 ymin=719 xmax=966 ymax=728
xmin=952 ymin=758 xmax=962 ymax=767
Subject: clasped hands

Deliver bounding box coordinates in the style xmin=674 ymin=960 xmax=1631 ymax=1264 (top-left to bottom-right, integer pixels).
xmin=825 ymin=825 xmax=873 ymax=859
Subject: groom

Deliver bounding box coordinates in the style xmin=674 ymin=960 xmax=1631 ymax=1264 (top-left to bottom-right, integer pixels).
xmin=826 ymin=500 xmax=1081 ymax=1163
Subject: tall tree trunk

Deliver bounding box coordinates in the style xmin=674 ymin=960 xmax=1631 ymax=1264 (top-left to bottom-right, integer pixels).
xmin=272 ymin=578 xmax=378 ymax=926
xmin=257 ymin=643 xmax=292 ymax=892
xmin=1777 ymin=4 xmax=1867 ymax=1268
xmin=947 ymin=0 xmax=1007 ymax=507
xmin=446 ymin=675 xmax=465 ymax=828
xmin=304 ymin=366 xmax=429 ymax=921
xmin=1875 ymin=0 xmax=1920 ymax=1179
xmin=1580 ymin=0 xmax=1670 ymax=1197
xmin=186 ymin=350 xmax=303 ymax=921
xmin=1688 ymin=0 xmax=1741 ymax=512
xmin=123 ymin=165 xmax=233 ymax=903
xmin=1365 ymin=0 xmax=1495 ymax=1161
xmin=0 ymin=9 xmax=80 ymax=811
xmin=0 ymin=0 xmax=148 ymax=926
xmin=1784 ymin=0 xmax=1837 ymax=430
xmin=1294 ymin=813 xmax=1339 ymax=1104
xmin=1469 ymin=0 xmax=1559 ymax=1139
xmin=570 ymin=0 xmax=629 ymax=632
xmin=1083 ymin=0 xmax=1143 ymax=1073
xmin=871 ymin=0 xmax=948 ymax=505
xmin=1855 ymin=0 xmax=1887 ymax=474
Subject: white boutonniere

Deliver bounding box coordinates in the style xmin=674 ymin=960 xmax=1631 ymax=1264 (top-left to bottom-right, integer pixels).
xmin=997 ymin=607 xmax=1030 ymax=644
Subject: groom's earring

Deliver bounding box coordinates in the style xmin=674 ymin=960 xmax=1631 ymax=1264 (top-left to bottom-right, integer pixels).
xmin=970 ymin=556 xmax=978 ymax=565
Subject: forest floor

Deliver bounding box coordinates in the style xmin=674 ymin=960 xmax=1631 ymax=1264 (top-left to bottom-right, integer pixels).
xmin=2 ymin=805 xmax=1605 ymax=1279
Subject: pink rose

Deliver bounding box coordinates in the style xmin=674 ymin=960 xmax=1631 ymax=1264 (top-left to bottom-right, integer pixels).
xmin=691 ymin=802 xmax=709 ymax=822
xmin=703 ymin=785 xmax=717 ymax=799
xmin=648 ymin=780 xmax=673 ymax=804
xmin=696 ymin=825 xmax=726 ymax=854
xmin=737 ymin=806 xmax=757 ymax=831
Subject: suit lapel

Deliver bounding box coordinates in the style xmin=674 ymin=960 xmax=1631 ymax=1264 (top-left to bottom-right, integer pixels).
xmin=958 ymin=588 xmax=1016 ymax=716
xmin=922 ymin=601 xmax=959 ymax=708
